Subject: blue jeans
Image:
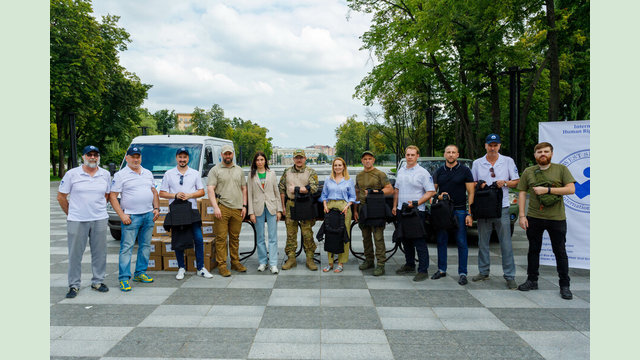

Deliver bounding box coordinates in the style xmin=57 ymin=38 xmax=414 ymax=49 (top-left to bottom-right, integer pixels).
xmin=175 ymin=224 xmax=205 ymax=270
xmin=477 ymin=207 xmax=515 ymax=279
xmin=118 ymin=212 xmax=154 ymax=281
xmin=255 ymin=205 xmax=278 ymax=267
xmin=401 ymin=211 xmax=429 ymax=273
xmin=436 ymin=210 xmax=468 ymax=275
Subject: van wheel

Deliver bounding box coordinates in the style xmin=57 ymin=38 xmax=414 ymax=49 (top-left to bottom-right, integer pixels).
xmin=110 ymin=229 xmax=121 ymax=240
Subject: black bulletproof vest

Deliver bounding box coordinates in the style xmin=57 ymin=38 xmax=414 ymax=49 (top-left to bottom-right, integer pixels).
xmin=471 ymin=180 xmax=503 ymax=219
xmin=290 ymin=187 xmax=317 ymax=220
xmin=359 ymin=189 xmax=391 ymax=227
xmin=398 ymin=203 xmax=426 ymax=240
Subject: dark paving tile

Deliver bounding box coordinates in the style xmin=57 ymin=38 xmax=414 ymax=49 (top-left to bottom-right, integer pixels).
xmin=418 ymin=290 xmax=483 ymax=307
xmin=370 ymin=289 xmax=426 ymax=307
xmin=385 ymin=330 xmax=458 ymax=345
xmin=390 ymin=343 xmax=470 ymax=360
xmin=461 ymin=345 xmax=544 ymax=359
xmin=321 ymin=307 xmax=381 ymax=329
xmin=122 ymin=327 xmax=256 ymax=343
xmin=549 ymin=308 xmax=590 ymax=331
xmin=573 ymin=290 xmax=590 ymax=303
xmin=164 ymin=288 xmax=271 ymax=305
xmin=51 ymin=357 xmax=100 ymax=360
xmin=488 ymin=308 xmax=575 ymax=331
xmin=180 ymin=340 xmax=253 ymax=358
xmin=320 ymin=275 xmax=367 ymax=289
xmin=450 ymin=330 xmax=531 ymax=346
xmin=50 ymin=304 xmax=157 ymax=327
xmin=260 ymin=306 xmax=322 ymax=328
xmin=50 ymin=263 xmax=119 ymax=275
xmin=274 ymin=275 xmax=321 ymax=289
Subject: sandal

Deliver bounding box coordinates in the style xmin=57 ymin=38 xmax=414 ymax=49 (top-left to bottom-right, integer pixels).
xmin=334 ymin=264 xmax=344 ymax=273
xmin=323 ymin=264 xmax=334 ymax=272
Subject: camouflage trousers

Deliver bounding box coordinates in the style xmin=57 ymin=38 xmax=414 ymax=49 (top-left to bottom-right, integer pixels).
xmin=285 ymin=200 xmax=316 ymax=256
xmin=359 ymin=224 xmax=386 ymax=265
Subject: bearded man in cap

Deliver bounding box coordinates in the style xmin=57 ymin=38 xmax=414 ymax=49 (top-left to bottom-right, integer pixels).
xmin=278 ymin=149 xmax=320 ymax=271
xmin=57 ymin=145 xmax=111 ymax=298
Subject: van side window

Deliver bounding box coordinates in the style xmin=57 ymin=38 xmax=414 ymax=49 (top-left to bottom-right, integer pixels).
xmin=203 ymin=146 xmax=214 ymax=173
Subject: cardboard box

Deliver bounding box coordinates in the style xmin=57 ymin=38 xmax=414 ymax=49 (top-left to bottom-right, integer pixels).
xmin=147 ymin=255 xmax=162 ymax=271
xmin=200 ymin=199 xmax=216 ymax=221
xmin=162 ymin=254 xmax=185 ymax=271
xmin=152 ymin=221 xmax=170 ymax=237
xmin=186 ymin=255 xmax=212 ymax=272
xmin=161 ymin=238 xmax=174 ymax=256
xmin=150 ymin=238 xmax=163 ymax=256
xmin=201 ymin=221 xmax=215 ymax=238
xmin=184 ymin=238 xmax=213 ymax=257
xmin=158 ymin=199 xmax=170 ymax=215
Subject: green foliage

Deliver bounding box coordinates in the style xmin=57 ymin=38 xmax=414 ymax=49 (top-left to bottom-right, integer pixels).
xmin=335 ymin=116 xmax=367 ymax=165
xmin=153 ymin=109 xmax=178 ymax=134
xmin=231 ymin=117 xmax=273 ymax=166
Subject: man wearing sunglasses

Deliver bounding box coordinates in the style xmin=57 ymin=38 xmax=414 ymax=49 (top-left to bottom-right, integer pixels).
xmin=471 ymin=134 xmax=520 ymax=289
xmin=57 ymin=145 xmax=111 ymax=298
xmin=159 ymin=148 xmax=213 ymax=280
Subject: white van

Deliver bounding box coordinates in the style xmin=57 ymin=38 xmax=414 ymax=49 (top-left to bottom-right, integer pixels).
xmin=107 ymin=135 xmax=235 ymax=240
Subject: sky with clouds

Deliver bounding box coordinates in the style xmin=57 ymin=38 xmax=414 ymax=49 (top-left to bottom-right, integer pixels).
xmin=91 ymin=0 xmax=375 ymax=148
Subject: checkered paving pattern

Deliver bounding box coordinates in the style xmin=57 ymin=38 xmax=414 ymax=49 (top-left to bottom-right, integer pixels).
xmin=50 ymin=182 xmax=590 ymax=359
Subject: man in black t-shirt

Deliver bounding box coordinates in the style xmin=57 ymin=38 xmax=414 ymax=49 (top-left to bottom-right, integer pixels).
xmin=433 ymin=145 xmax=475 ymax=285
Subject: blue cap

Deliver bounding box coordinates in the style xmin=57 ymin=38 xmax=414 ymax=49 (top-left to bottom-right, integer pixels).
xmin=485 ymin=134 xmax=501 ymax=144
xmin=176 ymin=147 xmax=190 ymax=156
xmin=126 ymin=147 xmax=142 ymax=156
xmin=82 ymin=145 xmax=100 ymax=155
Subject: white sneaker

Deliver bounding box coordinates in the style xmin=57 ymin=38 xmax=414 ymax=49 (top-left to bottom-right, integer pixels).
xmin=176 ymin=267 xmax=186 ymax=280
xmin=197 ymin=267 xmax=214 ymax=278
xmin=270 ymin=266 xmax=279 ymax=274
xmin=257 ymin=264 xmax=267 ymax=272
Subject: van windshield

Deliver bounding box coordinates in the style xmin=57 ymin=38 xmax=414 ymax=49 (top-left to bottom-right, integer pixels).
xmin=122 ymin=144 xmax=202 ymax=174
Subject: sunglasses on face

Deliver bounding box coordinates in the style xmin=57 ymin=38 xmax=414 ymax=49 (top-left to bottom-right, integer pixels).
xmin=489 ymin=167 xmax=496 ymax=177
xmin=179 ymin=174 xmax=184 ymax=185
xmin=85 ymin=153 xmax=99 ymax=158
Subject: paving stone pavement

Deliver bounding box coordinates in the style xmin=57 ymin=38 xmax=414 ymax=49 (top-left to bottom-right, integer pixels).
xmin=50 ymin=182 xmax=589 ymax=359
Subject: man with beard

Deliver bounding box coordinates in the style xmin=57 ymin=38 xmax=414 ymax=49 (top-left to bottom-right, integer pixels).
xmin=516 ymin=142 xmax=576 ymax=300
xmin=109 ymin=147 xmax=160 ymax=291
xmin=57 ymin=145 xmax=111 ymax=298
xmin=159 ymin=147 xmax=213 ymax=280
xmin=207 ymin=145 xmax=248 ymax=277
xmin=471 ymin=134 xmax=520 ymax=289
xmin=432 ymin=145 xmax=475 ymax=285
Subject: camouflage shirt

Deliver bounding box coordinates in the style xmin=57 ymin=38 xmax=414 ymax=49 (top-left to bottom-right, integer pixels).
xmin=278 ymin=165 xmax=319 ymax=199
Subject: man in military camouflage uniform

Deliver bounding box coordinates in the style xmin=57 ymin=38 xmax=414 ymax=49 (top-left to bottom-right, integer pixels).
xmin=279 ymin=149 xmax=319 ymax=271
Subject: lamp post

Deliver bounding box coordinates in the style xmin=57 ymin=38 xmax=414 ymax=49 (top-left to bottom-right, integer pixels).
xmin=499 ymin=66 xmax=533 ymax=166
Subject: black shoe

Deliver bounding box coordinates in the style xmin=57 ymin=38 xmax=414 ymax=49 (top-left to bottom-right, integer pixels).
xmin=395 ymin=264 xmax=416 ymax=274
xmin=517 ymin=280 xmax=539 ymax=291
xmin=430 ymin=271 xmax=446 ymax=280
xmin=560 ymin=286 xmax=573 ymax=300
xmin=458 ymin=275 xmax=468 ymax=285
xmin=91 ymin=283 xmax=109 ymax=292
xmin=413 ymin=272 xmax=429 ymax=282
xmin=66 ymin=287 xmax=79 ymax=298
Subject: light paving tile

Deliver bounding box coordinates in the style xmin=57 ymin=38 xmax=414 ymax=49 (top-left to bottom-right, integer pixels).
xmin=56 ymin=326 xmax=133 ymax=340
xmin=380 ymin=317 xmax=446 ymax=330
xmin=206 ymin=305 xmax=265 ymax=316
xmin=517 ymin=330 xmax=589 ymax=360
xmin=137 ymin=315 xmax=203 ymax=327
xmin=254 ymin=329 xmax=321 ymax=343
xmin=468 ymin=289 xmax=540 ymax=308
xmin=180 ymin=276 xmax=232 ymax=288
xmin=364 ymin=276 xmax=415 ymax=290
xmin=198 ymin=315 xmax=262 ymax=328
xmin=320 ymin=329 xmax=387 ymax=344
xmin=50 ymin=247 xmax=69 ymax=255
xmin=272 ymin=289 xmax=320 ymax=297
xmin=248 ymin=342 xmax=321 ymax=359
xmin=268 ymin=296 xmax=320 ymax=306
xmin=321 ymin=343 xmax=393 ymax=359
xmin=228 ymin=275 xmax=277 ymax=288
xmin=433 ymin=307 xmax=509 ymax=331
xmin=321 ymin=289 xmax=370 ymax=298
xmin=49 ymin=326 xmax=72 ymax=339
xmin=321 ymin=296 xmax=374 ymax=307
xmin=150 ymin=305 xmax=212 ymax=316
xmin=377 ymin=307 xmax=436 ymax=318
xmin=50 ymin=339 xmax=120 ymax=357
xmin=520 ymin=290 xmax=590 ymax=308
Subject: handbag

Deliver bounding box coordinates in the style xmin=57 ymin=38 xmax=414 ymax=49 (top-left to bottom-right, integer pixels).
xmin=533 ymin=167 xmax=562 ymax=208
xmin=430 ymin=193 xmax=458 ymax=231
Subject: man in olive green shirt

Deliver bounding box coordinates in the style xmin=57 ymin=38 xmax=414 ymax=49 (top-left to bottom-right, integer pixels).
xmin=516 ymin=142 xmax=576 ymax=300
xmin=354 ymin=151 xmax=393 ymax=276
xmin=278 ymin=149 xmax=319 ymax=271
xmin=207 ymin=145 xmax=248 ymax=277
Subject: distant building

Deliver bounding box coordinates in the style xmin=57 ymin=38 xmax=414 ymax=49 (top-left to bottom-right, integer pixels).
xmin=272 ymin=145 xmax=336 ymax=165
xmin=176 ymin=113 xmax=192 ymax=130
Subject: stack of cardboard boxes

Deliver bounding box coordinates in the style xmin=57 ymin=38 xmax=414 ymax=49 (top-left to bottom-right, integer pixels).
xmin=149 ymin=198 xmax=218 ymax=272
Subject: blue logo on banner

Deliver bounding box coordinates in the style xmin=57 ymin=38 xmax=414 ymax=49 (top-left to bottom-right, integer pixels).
xmin=560 ymin=149 xmax=590 ymax=213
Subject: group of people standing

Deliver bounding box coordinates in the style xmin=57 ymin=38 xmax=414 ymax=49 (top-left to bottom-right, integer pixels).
xmin=58 ymin=133 xmax=577 ymax=300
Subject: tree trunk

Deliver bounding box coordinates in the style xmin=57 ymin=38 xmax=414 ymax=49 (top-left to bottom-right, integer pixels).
xmin=50 ymin=139 xmax=57 ymax=177
xmin=56 ymin=111 xmax=66 ymax=177
xmin=489 ymin=73 xmax=501 ymax=133
xmin=519 ymin=54 xmax=550 ymax=169
xmin=546 ymin=0 xmax=560 ymax=121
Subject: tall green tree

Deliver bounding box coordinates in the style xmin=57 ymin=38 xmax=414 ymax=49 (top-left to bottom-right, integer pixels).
xmin=231 ymin=117 xmax=273 ymax=166
xmin=153 ymin=109 xmax=178 ymax=134
xmin=207 ymin=104 xmax=233 ymax=139
xmin=335 ymin=116 xmax=367 ymax=165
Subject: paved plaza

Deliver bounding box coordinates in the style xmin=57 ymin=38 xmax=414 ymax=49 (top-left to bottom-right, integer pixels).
xmin=50 ymin=182 xmax=590 ymax=359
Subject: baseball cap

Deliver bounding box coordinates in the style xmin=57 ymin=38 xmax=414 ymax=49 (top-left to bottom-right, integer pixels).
xmin=82 ymin=145 xmax=100 ymax=155
xmin=485 ymin=134 xmax=501 ymax=144
xmin=361 ymin=150 xmax=375 ymax=158
xmin=293 ymin=149 xmax=306 ymax=157
xmin=221 ymin=145 xmax=234 ymax=154
xmin=126 ymin=147 xmax=141 ymax=156
xmin=176 ymin=147 xmax=190 ymax=156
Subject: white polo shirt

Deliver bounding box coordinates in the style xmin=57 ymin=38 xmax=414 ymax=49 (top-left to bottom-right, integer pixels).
xmin=394 ymin=163 xmax=435 ymax=211
xmin=472 ymin=154 xmax=520 ymax=208
xmin=159 ymin=166 xmax=203 ymax=209
xmin=111 ymin=165 xmax=155 ymax=215
xmin=59 ymin=166 xmax=111 ymax=221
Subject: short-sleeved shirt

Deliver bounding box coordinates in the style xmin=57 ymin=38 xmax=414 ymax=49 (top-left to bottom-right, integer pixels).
xmin=394 ymin=164 xmax=435 ymax=211
xmin=434 ymin=163 xmax=474 ymax=210
xmin=319 ymin=177 xmax=357 ymax=203
xmin=517 ymin=163 xmax=576 ymax=220
xmin=355 ymin=168 xmax=390 ymax=204
xmin=159 ymin=166 xmax=203 ymax=209
xmin=111 ymin=166 xmax=155 ymax=215
xmin=472 ymin=154 xmax=520 ymax=208
xmin=206 ymin=164 xmax=247 ymax=209
xmin=58 ymin=166 xmax=111 ymax=221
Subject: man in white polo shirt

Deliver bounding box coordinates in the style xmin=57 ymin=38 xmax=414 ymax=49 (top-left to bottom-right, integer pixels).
xmin=392 ymin=145 xmax=436 ymax=282
xmin=159 ymin=147 xmax=213 ymax=280
xmin=471 ymin=134 xmax=520 ymax=289
xmin=57 ymin=145 xmax=111 ymax=298
xmin=109 ymin=147 xmax=160 ymax=292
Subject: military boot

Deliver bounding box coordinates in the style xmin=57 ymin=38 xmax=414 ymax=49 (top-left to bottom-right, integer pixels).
xmin=359 ymin=260 xmax=374 ymax=270
xmin=373 ymin=264 xmax=385 ymax=276
xmin=306 ymin=253 xmax=318 ymax=271
xmin=282 ymin=254 xmax=297 ymax=270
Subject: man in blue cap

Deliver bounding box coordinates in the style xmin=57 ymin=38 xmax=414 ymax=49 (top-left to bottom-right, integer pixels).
xmin=471 ymin=134 xmax=520 ymax=289
xmin=109 ymin=147 xmax=160 ymax=291
xmin=57 ymin=145 xmax=111 ymax=298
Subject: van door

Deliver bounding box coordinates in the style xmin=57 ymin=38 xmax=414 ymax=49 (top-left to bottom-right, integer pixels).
xmin=203 ymin=145 xmax=215 ymax=177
